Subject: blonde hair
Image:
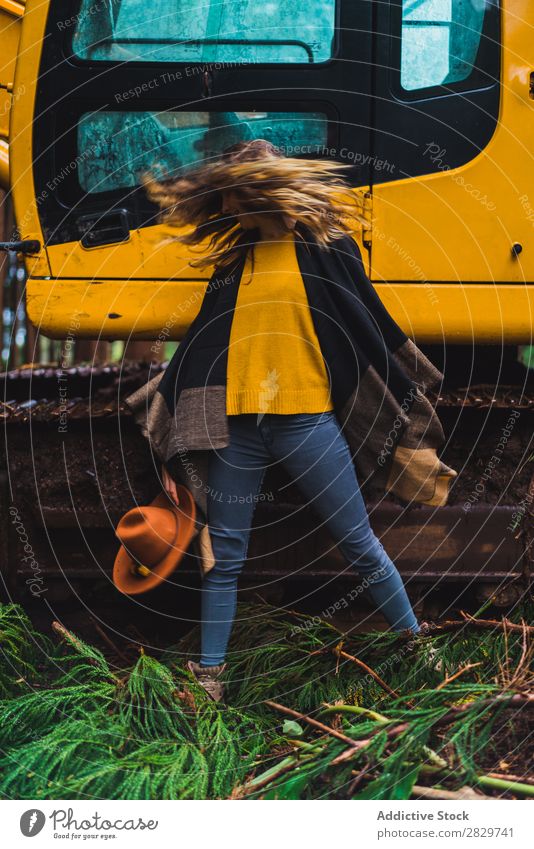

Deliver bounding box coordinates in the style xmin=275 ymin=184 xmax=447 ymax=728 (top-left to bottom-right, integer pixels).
xmin=141 ymin=139 xmax=366 ymax=271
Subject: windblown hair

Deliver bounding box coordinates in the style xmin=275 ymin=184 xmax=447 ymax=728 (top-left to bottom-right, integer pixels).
xmin=140 ymin=139 xmax=367 ymax=271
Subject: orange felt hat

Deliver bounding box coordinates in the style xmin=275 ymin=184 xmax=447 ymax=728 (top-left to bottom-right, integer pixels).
xmin=113 ymin=488 xmax=196 ymax=595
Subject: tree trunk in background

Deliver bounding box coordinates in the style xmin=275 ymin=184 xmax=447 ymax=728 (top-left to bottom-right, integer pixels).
xmin=74 ymin=340 xmax=111 ymax=363
xmin=0 ymin=189 xmax=6 ymax=364
xmin=123 ymin=340 xmax=161 ymax=362
xmin=73 ymin=340 xmax=160 ymax=364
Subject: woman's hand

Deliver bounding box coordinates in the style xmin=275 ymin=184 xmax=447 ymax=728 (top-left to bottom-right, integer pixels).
xmin=162 ymin=464 xmax=180 ymax=506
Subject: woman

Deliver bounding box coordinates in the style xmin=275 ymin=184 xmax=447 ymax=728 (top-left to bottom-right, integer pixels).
xmin=131 ymin=139 xmax=455 ymax=702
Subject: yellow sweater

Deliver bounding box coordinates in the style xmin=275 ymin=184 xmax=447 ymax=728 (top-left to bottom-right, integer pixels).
xmin=226 ymin=231 xmax=334 ymax=415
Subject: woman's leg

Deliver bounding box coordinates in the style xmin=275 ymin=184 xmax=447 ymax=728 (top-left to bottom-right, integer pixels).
xmin=201 ymin=414 xmax=270 ymax=666
xmin=265 ymin=411 xmax=420 ymax=634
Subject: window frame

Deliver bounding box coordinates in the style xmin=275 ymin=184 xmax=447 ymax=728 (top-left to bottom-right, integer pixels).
xmin=52 ymin=100 xmax=340 ymax=215
xmin=389 ymin=0 xmax=501 ymax=103
xmin=66 ymin=0 xmax=342 ymax=68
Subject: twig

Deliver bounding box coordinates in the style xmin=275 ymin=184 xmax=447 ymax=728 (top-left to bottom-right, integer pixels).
xmin=51 ymin=620 xmax=119 ymax=682
xmin=264 ymin=700 xmax=367 ymax=749
xmin=347 ymin=764 xmax=371 ymax=795
xmin=335 ymin=641 xmax=342 ymax=675
xmin=436 ymin=662 xmax=482 ymax=690
xmin=486 ymin=771 xmax=534 ymax=786
xmin=498 ymin=620 xmax=534 ymax=690
xmin=330 ymin=723 xmax=410 ymax=765
xmin=308 ymin=647 xmax=330 ymax=657
xmin=52 ymin=621 xmax=93 ymax=657
xmin=90 ymin=619 xmax=131 ymax=665
xmin=240 ymin=756 xmax=308 ymax=795
xmin=333 ymin=644 xmax=400 ymax=699
xmin=412 ymin=784 xmax=489 ymax=801
xmin=426 ymin=615 xmax=534 ymax=636
xmin=440 ymin=692 xmax=534 ymax=719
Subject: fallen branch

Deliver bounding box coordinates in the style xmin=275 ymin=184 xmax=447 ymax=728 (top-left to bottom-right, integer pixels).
xmin=327 ymin=692 xmax=534 ymax=767
xmin=239 ymin=755 xmax=306 ymax=795
xmin=264 ymin=700 xmax=367 ymax=749
xmin=330 ymin=723 xmax=410 ymax=765
xmin=254 ymin=687 xmax=534 ymax=799
xmin=497 ymin=619 xmax=533 ymax=690
xmin=332 ymin=643 xmax=400 ymax=699
xmin=51 ymin=620 xmax=119 ymax=682
xmin=422 ymin=615 xmax=534 ymax=637
xmin=419 ymin=764 xmax=534 ymax=798
xmin=486 ymin=771 xmax=534 ymax=786
xmin=439 ymin=692 xmax=534 ymax=720
xmin=412 ymin=784 xmax=489 ymax=800
xmin=52 ymin=621 xmax=93 ymax=657
xmin=436 ymin=662 xmax=482 ymax=690
xmin=90 ymin=619 xmax=131 ymax=666
xmin=347 ymin=764 xmax=372 ymax=795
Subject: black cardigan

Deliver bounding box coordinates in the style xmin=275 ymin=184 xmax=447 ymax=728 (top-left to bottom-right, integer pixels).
xmin=125 ymin=223 xmax=457 ymax=574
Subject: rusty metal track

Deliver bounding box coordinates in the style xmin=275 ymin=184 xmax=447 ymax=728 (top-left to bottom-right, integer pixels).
xmin=434 ymin=384 xmax=534 ymax=409
xmin=1 ymin=367 xmax=533 ymax=424
xmin=0 ymin=397 xmax=125 ymax=422
xmin=9 ymin=502 xmax=526 ymax=587
xmin=1 ymin=363 xmax=533 ymax=599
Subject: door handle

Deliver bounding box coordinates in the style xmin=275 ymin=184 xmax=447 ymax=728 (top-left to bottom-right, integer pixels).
xmin=77 ymin=209 xmax=130 ymax=249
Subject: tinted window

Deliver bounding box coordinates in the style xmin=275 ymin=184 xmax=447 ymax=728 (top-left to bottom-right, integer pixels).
xmin=77 ymin=110 xmax=329 ymax=194
xmin=401 ymin=0 xmax=488 ymax=91
xmin=72 ymin=0 xmax=336 ymax=63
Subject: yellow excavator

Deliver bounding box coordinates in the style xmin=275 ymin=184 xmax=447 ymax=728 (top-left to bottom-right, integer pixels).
xmin=1 ymin=1 xmax=533 ymax=613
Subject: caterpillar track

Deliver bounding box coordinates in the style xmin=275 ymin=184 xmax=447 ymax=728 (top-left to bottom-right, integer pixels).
xmin=1 ymin=352 xmax=532 ymax=620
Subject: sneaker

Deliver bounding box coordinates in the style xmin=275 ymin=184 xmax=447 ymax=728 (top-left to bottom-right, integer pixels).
xmin=400 ymin=620 xmax=432 ymax=640
xmin=412 ymin=621 xmax=443 ymax=672
xmin=187 ymin=660 xmax=227 ymax=703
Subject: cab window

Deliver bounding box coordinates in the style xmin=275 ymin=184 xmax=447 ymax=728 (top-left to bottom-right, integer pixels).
xmin=77 ymin=110 xmax=329 ymax=195
xmin=401 ymin=0 xmax=488 ymax=91
xmin=72 ymin=0 xmax=336 ymax=63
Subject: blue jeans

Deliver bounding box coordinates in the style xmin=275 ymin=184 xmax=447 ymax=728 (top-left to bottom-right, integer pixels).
xmin=200 ymin=410 xmax=420 ymax=666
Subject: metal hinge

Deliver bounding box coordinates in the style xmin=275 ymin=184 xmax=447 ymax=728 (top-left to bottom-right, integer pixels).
xmin=361 ymin=191 xmax=372 ymax=249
